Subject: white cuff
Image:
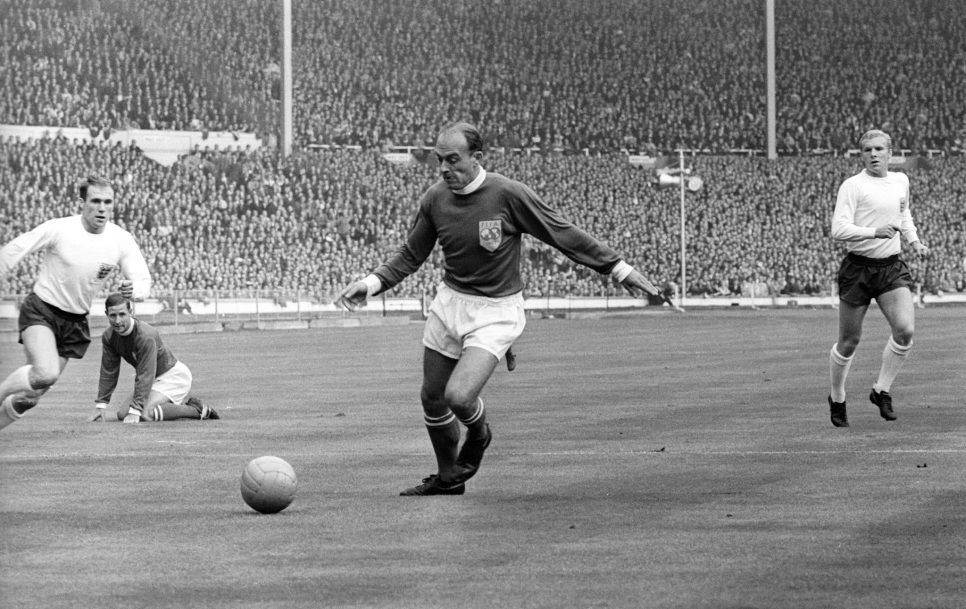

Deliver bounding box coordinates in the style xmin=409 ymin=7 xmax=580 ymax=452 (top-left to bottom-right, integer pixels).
xmin=95 ymin=403 xmax=108 ymax=409
xmin=128 ymin=279 xmax=151 ymax=301
xmin=609 ymin=260 xmax=634 ymax=283
xmin=362 ymin=274 xmax=382 ymax=297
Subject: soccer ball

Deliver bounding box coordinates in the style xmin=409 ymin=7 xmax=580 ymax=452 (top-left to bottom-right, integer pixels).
xmin=240 ymin=456 xmax=297 ymax=514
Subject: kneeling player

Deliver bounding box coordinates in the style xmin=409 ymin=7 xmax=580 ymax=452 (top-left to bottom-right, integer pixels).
xmin=89 ymin=293 xmax=218 ymax=423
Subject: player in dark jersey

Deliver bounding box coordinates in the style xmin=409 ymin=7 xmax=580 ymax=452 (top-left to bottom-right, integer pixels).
xmin=89 ymin=293 xmax=218 ymax=423
xmin=338 ymin=121 xmax=660 ymax=496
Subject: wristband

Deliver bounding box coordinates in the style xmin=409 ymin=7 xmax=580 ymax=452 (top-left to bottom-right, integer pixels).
xmin=362 ymin=274 xmax=382 ymax=296
xmin=610 ymin=260 xmax=634 ymax=283
xmin=95 ymin=403 xmax=108 ymax=410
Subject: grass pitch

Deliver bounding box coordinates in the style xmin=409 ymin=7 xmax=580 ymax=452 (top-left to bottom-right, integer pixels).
xmin=2 ymin=307 xmax=965 ymax=609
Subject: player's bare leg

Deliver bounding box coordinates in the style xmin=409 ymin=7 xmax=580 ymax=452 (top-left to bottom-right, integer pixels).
xmin=414 ymin=349 xmax=461 ymax=485
xmin=445 ymin=346 xmax=498 ymax=484
xmin=0 ymin=326 xmax=67 ymax=430
xmin=402 ymin=347 xmax=498 ymax=495
xmin=870 ymin=287 xmax=915 ymax=420
xmin=401 ymin=350 xmax=463 ymax=495
xmin=828 ymin=301 xmax=867 ymax=427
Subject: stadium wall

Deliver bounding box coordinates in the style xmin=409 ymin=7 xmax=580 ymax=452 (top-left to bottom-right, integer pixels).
xmin=3 ymin=293 xmax=965 ymax=343
xmin=0 ymin=294 xmax=845 ymax=322
xmin=0 ymin=124 xmax=262 ymax=166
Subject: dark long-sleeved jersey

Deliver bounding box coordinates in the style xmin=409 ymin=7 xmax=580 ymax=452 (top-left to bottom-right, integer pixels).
xmin=96 ymin=319 xmax=178 ymax=411
xmin=372 ymin=172 xmax=621 ymax=297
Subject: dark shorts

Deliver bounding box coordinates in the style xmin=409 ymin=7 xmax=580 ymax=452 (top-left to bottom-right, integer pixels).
xmin=18 ymin=293 xmax=91 ymax=359
xmin=837 ymin=253 xmax=914 ymax=307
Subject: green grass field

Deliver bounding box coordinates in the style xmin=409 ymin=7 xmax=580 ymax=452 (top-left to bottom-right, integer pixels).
xmin=2 ymin=307 xmax=965 ymax=609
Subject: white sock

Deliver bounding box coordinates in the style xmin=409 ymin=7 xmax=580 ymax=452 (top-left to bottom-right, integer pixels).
xmin=829 ymin=344 xmax=853 ymax=403
xmin=0 ymin=395 xmax=24 ymax=431
xmin=874 ymin=337 xmax=912 ymax=394
xmin=0 ymin=366 xmax=34 ymax=405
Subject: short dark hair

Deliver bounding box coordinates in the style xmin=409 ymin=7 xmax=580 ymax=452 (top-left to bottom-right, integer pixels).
xmin=104 ymin=292 xmax=130 ymax=312
xmin=440 ymin=121 xmax=485 ymax=154
xmin=78 ymin=176 xmax=113 ymax=200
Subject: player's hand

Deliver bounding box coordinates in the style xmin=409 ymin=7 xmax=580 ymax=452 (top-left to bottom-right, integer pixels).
xmin=89 ymin=404 xmax=110 ymax=422
xmin=911 ymin=241 xmax=930 ymax=257
xmin=874 ymin=225 xmax=899 ymax=239
xmin=119 ymin=279 xmax=134 ymax=299
xmin=620 ymin=269 xmax=660 ymax=298
xmin=337 ymin=281 xmax=369 ymax=311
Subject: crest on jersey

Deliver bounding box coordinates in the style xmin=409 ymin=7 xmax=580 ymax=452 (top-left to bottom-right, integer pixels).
xmin=96 ymin=263 xmax=115 ymax=280
xmin=479 ymin=220 xmax=502 ymax=252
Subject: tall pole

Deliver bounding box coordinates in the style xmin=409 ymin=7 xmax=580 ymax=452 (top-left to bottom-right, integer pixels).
xmin=280 ymin=0 xmax=293 ymax=158
xmin=766 ymin=0 xmax=776 ymax=159
xmin=678 ymin=149 xmax=686 ymax=308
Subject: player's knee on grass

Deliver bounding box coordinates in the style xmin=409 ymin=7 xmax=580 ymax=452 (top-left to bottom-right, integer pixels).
xmin=115 ymin=406 xmax=145 ymax=421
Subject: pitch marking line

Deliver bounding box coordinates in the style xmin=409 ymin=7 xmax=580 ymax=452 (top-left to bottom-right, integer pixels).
xmin=529 ymin=446 xmax=966 ymax=455
xmin=3 ymin=448 xmax=966 ymax=460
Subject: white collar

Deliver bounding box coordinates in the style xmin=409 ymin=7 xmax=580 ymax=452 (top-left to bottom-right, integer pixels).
xmin=454 ymin=168 xmax=487 ymax=195
xmin=118 ymin=318 xmax=136 ymax=336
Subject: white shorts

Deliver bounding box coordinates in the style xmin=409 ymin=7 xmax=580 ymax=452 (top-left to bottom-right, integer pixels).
xmin=153 ymin=361 xmax=193 ymax=406
xmin=422 ymin=283 xmax=526 ymax=360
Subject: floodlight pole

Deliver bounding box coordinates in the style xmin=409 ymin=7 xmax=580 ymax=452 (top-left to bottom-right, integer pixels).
xmin=677 ymin=149 xmax=686 ymax=309
xmin=766 ymin=0 xmax=777 ymax=160
xmin=280 ymin=0 xmax=293 ymax=158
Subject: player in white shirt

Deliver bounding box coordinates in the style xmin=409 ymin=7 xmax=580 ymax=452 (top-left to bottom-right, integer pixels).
xmin=0 ymin=176 xmax=151 ymax=431
xmin=827 ymin=130 xmax=929 ymax=427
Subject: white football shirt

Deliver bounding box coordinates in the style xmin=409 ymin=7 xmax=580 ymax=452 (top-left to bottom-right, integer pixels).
xmin=831 ymin=170 xmax=920 ymax=259
xmin=0 ymin=215 xmax=151 ymax=314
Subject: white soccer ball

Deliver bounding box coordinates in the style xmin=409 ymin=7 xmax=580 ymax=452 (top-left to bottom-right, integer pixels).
xmin=240 ymin=456 xmax=297 ymax=514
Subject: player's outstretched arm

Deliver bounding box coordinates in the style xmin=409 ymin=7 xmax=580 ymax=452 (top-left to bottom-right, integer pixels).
xmin=337 ymin=280 xmax=370 ymax=311
xmin=620 ymin=269 xmax=660 ymax=298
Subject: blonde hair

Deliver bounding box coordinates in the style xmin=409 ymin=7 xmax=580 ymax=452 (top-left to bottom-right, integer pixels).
xmin=858 ymin=129 xmax=892 ymax=150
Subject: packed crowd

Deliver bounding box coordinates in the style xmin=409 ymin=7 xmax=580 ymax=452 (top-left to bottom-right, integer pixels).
xmin=3 ymin=0 xmax=965 ymax=154
xmin=3 ymin=0 xmax=964 ymax=301
xmin=2 ymin=137 xmax=964 ymax=302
